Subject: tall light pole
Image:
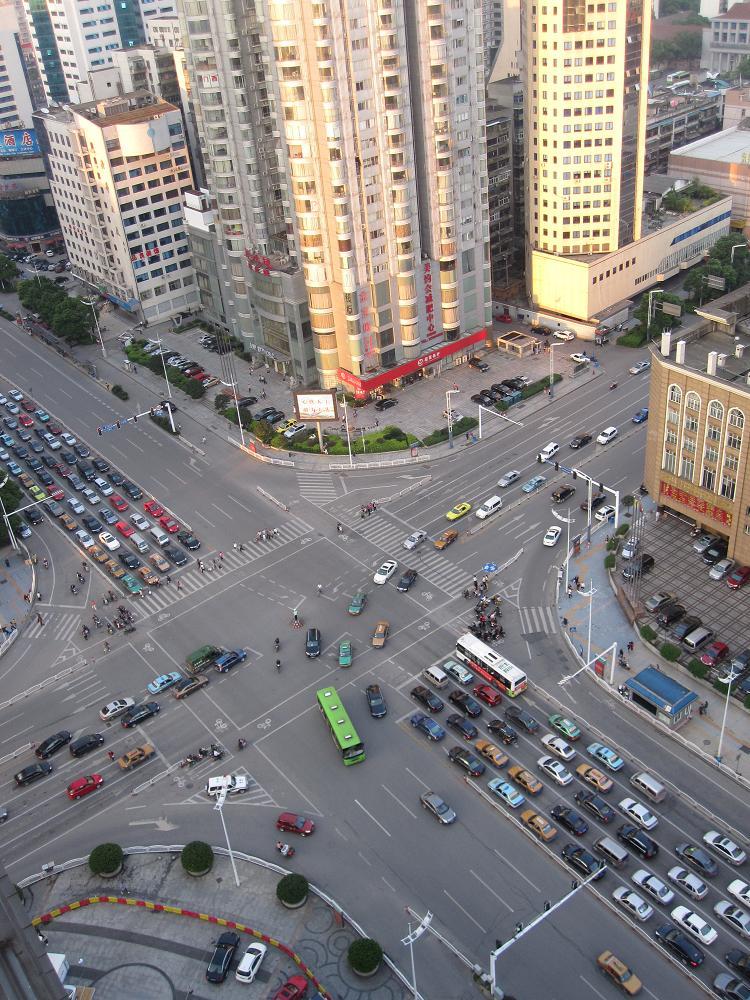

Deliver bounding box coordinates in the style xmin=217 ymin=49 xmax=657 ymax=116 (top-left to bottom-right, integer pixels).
xmin=581 ymin=583 xmax=596 ymax=666
xmin=213 ymin=790 xmax=240 ymax=887
xmin=401 ymin=909 xmax=432 ymax=998
xmin=551 ymin=506 xmax=574 ymax=592
xmin=715 ymin=666 xmax=742 ymax=765
xmin=730 ymin=242 xmax=749 ymax=266
xmin=646 ymin=288 xmax=663 ymax=341
xmin=0 ymin=471 xmax=18 ymax=551
xmin=82 ymin=297 xmax=106 ymax=357
xmin=445 ymin=389 xmax=460 ymax=449
xmin=219 ymin=379 xmax=246 ymax=448
xmin=338 ymin=393 xmax=354 ymax=469
xmin=548 ymin=342 xmax=561 ymax=399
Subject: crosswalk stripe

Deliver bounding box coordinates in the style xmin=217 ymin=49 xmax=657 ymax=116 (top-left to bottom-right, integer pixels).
xmin=296 ymin=471 xmax=339 ymax=503
xmin=519 ymin=606 xmax=558 ymax=635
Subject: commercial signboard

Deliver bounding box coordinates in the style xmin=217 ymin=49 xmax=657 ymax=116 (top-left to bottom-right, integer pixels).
xmin=0 ymin=129 xmax=39 ymax=157
xmin=293 ymin=389 xmax=338 ymax=422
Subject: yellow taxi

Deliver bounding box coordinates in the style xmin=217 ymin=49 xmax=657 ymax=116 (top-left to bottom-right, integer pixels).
xmin=508 ymin=764 xmax=543 ymax=796
xmin=475 ymin=740 xmax=508 ymax=768
xmin=60 ymin=513 xmax=77 ymax=531
xmin=446 ymin=502 xmax=472 ymax=521
xmin=105 ymin=559 xmax=126 ymax=580
xmin=371 ymin=621 xmax=390 ymax=648
xmin=434 ymin=529 xmax=458 ymax=550
xmin=520 ymin=809 xmax=558 ymax=842
xmin=138 ymin=566 xmax=160 ymax=586
xmin=576 ymin=762 xmax=614 ymax=793
xmin=89 ymin=545 xmax=109 ymax=564
xmin=149 ymin=552 xmax=170 ymax=573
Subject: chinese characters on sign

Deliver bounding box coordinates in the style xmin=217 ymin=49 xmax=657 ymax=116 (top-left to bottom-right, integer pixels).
xmin=660 ymin=481 xmax=733 ymax=527
xmin=131 ymin=247 xmax=161 ymax=262
xmin=0 ymin=129 xmax=38 ymax=156
xmin=423 ymin=261 xmax=438 ymax=341
xmin=294 ymin=390 xmax=338 ymax=422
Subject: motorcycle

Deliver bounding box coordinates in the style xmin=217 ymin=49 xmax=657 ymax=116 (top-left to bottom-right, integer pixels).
xmin=609 ymin=382 xmax=618 ymax=390
xmin=237 ymin=738 xmax=248 ymax=750
xmin=276 ymin=842 xmax=295 ymax=859
xmin=273 ymin=638 xmax=280 ymax=652
xmin=123 ymin=625 xmax=135 ymax=635
xmin=70 ymin=584 xmax=78 ymax=595
xmin=92 ymin=615 xmax=103 ymax=628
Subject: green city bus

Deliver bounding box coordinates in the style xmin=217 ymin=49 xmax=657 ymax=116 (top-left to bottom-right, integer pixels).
xmin=316 ymin=687 xmax=366 ymax=765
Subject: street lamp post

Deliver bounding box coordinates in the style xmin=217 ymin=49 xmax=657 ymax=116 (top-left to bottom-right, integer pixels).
xmin=715 ymin=666 xmax=742 ymax=765
xmin=401 ymin=909 xmax=432 ymax=999
xmin=213 ymin=791 xmax=240 ymax=887
xmin=551 ymin=506 xmax=574 ymax=592
xmin=730 ymin=243 xmax=749 ymax=266
xmin=548 ymin=341 xmax=561 ymax=399
xmin=581 ymin=583 xmax=597 ymax=666
xmin=339 ymin=394 xmax=354 ymax=469
xmin=646 ymin=288 xmax=663 ymax=340
xmin=82 ymin=298 xmax=106 ymax=357
xmin=219 ymin=379 xmax=246 ymax=449
xmin=0 ymin=471 xmax=18 ymax=551
xmin=445 ymin=389 xmax=460 ymax=450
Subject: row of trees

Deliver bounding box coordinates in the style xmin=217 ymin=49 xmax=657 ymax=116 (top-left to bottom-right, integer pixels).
xmin=17 ymin=277 xmax=95 ymax=344
xmin=0 ymin=478 xmax=23 ymax=547
xmin=683 ymin=233 xmax=750 ymax=304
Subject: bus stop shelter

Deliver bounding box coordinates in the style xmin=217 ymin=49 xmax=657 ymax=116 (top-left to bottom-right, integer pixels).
xmin=623 ymin=666 xmax=697 ymax=728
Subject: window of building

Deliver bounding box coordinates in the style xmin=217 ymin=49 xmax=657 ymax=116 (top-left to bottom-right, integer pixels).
xmin=663 ymin=450 xmax=676 ymax=473
xmin=728 ymin=407 xmax=745 ymax=428
xmin=685 ymin=391 xmax=700 ymax=411
xmin=720 ymin=474 xmax=736 ymax=500
xmin=684 ymin=415 xmax=698 ymax=433
xmin=668 ymin=384 xmax=682 ymax=404
xmin=680 ymin=456 xmax=695 ymax=480
xmin=701 ymin=467 xmax=716 ymax=491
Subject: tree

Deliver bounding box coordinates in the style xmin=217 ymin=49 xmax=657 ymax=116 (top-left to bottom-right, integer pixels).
xmin=0 ymin=254 xmax=17 ymax=291
xmin=632 ymin=291 xmax=683 ymax=337
xmin=0 ymin=478 xmax=23 ymax=547
xmin=52 ymin=297 xmax=94 ymax=343
xmin=684 ymin=234 xmax=750 ymax=303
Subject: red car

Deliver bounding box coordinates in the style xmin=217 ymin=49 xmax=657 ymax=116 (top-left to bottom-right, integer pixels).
xmin=47 ymin=487 xmax=64 ymax=500
xmin=67 ymin=774 xmax=103 ymax=799
xmin=700 ymin=641 xmax=729 ymax=667
xmin=272 ymin=976 xmax=308 ymax=1000
xmin=20 ymin=399 xmax=36 ymax=413
xmin=48 ymin=422 xmax=62 ymax=435
xmin=111 ymin=494 xmax=129 ymax=512
xmin=276 ymin=812 xmax=315 ymax=836
xmin=497 ymin=312 xmax=513 ymax=324
xmin=159 ymin=515 xmax=180 ymax=533
xmin=473 ymin=683 xmax=502 ymax=707
xmin=727 ymin=565 xmax=750 ymax=590
xmin=115 ymin=519 xmax=135 ymax=538
xmin=57 ymin=465 xmax=71 ymax=478
xmin=191 ymin=371 xmax=209 ymax=381
xmin=144 ymin=499 xmax=164 ymax=517
xmin=18 ymin=413 xmax=34 ymax=427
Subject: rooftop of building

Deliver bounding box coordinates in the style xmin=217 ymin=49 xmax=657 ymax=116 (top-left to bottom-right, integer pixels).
xmin=650 ymin=12 xmax=705 ymax=41
xmin=670 ymin=123 xmax=750 ymax=163
xmin=38 ymin=92 xmax=177 ymax=128
xmin=642 ymin=174 xmax=688 ymax=195
xmin=724 ymin=86 xmax=750 ymax=106
xmin=713 ymin=1 xmax=750 ymax=19
xmin=653 ymin=319 xmax=750 ymax=395
xmin=626 ymin=666 xmax=697 ymax=714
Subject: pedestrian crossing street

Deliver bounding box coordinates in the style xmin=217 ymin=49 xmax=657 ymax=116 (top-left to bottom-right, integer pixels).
xmin=133 ymin=515 xmax=313 ymax=615
xmin=518 ymin=606 xmax=558 ymax=636
xmin=25 ymin=611 xmax=81 ymax=642
xmin=296 ymin=470 xmax=340 ymax=504
xmin=340 ymin=513 xmax=469 ymax=598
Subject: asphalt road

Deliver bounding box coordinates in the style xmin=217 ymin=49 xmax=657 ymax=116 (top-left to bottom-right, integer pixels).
xmin=1 ymin=322 xmax=745 ymax=999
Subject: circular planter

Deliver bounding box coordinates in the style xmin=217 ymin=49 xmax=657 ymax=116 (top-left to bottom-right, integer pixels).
xmin=276 ymin=873 xmax=308 ymax=909
xmin=181 ymin=841 xmax=214 ymax=877
xmin=88 ymin=843 xmax=124 ymax=878
xmin=347 ymin=938 xmax=383 ymax=978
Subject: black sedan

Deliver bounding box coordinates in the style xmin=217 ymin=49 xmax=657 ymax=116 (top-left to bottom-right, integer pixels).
xmin=122 ymin=480 xmax=143 ymax=500
xmin=397 ymin=568 xmax=418 ymax=592
xmin=177 ymin=531 xmax=201 ymax=550
xmin=82 ymin=516 xmax=103 ymax=533
xmin=551 ymin=804 xmax=588 ymax=836
xmin=574 ymin=788 xmax=615 ymax=823
xmin=120 ymin=702 xmax=161 ymax=728
xmin=551 ymin=485 xmax=576 ymax=504
xmin=569 ymin=432 xmax=593 ymax=449
xmin=446 ymin=714 xmax=478 ymax=740
xmin=561 ymin=843 xmax=604 ymax=879
xmin=618 ymin=823 xmax=658 ymax=860
xmin=108 ymin=471 xmax=125 ymax=486
xmin=69 ymin=733 xmax=105 ymax=758
xmin=35 ymin=730 xmax=72 ymax=759
xmin=674 ymin=842 xmax=718 ymax=877
xmin=92 ymin=458 xmax=110 ymax=473
xmin=411 ymin=685 xmax=444 ymax=713
xmin=374 ymin=398 xmax=397 ymax=411
xmin=487 ymin=719 xmax=518 ymax=744
xmin=365 ymin=684 xmax=388 ymax=718
xmin=14 ymin=762 xmax=52 ymax=786
xmin=448 ymin=690 xmax=482 ymax=718
xmin=725 ymin=950 xmax=750 ymax=981
xmin=504 ymin=705 xmax=539 ymax=733
xmin=447 ymin=745 xmax=485 ymax=775
xmin=163 ymin=545 xmax=188 ymax=566
xmin=654 ymin=924 xmax=704 ymax=968
xmin=119 ymin=552 xmax=142 ymax=570
xmin=206 ymin=931 xmax=240 ymax=984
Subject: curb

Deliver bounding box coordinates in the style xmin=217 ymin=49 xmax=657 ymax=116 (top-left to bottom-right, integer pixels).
xmin=33 ymin=895 xmax=332 ymax=997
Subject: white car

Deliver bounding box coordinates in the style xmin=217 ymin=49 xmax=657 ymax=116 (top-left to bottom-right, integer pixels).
xmin=553 ymin=329 xmax=575 ymax=341
xmin=537 ymin=755 xmax=572 ymax=786
xmin=632 ymin=869 xmax=674 ymax=906
xmin=629 ymin=360 xmax=651 ymax=375
xmin=670 ymin=905 xmax=717 ymax=945
xmin=130 ymin=512 xmax=151 ymax=532
xmin=497 ymin=470 xmax=521 ymax=488
xmin=728 ymin=880 xmax=750 ymax=908
xmin=709 ymin=558 xmax=735 ymax=581
xmin=81 ymin=488 xmax=101 ymax=506
xmin=67 ymin=497 xmax=85 ymax=515
xmin=205 ymin=774 xmax=249 ymax=797
xmin=596 ymin=426 xmax=619 ymax=445
xmin=541 ymin=733 xmax=576 ymax=761
xmin=403 ymin=530 xmax=427 ymax=550
xmin=8 ymin=389 xmax=23 ymax=401
xmin=542 ymin=526 xmax=562 ymax=547
xmin=443 ymin=659 xmax=474 ymax=685
xmin=570 ymin=353 xmax=590 ymax=364
xmin=74 ymin=530 xmax=95 ymax=550
xmin=373 ymin=559 xmax=398 ymax=585
xmin=621 ymin=537 xmax=640 ymax=560
xmin=618 ymin=797 xmax=658 ymax=831
xmin=98 ymin=531 xmax=121 ymax=551
xmin=283 ymin=422 xmax=307 ymax=440
xmin=714 ymin=900 xmax=750 ymax=939
xmin=235 ymin=941 xmax=267 ymax=984
xmin=99 ymin=697 xmax=135 ymax=721
xmin=703 ymin=830 xmax=747 ymax=866
xmin=667 ymin=866 xmax=708 ymax=901
xmin=60 ymin=432 xmax=77 ymax=446
xmin=613 ymin=887 xmax=653 ymax=922
xmin=93 ymin=476 xmax=113 ymax=497
xmin=594 ymin=505 xmax=617 ymax=523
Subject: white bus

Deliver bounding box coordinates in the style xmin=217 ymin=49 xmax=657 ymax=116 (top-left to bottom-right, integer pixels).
xmin=455 ymin=633 xmax=528 ymax=697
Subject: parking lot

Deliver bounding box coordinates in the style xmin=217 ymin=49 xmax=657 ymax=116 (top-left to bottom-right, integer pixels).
xmin=621 ymin=509 xmax=750 ymax=687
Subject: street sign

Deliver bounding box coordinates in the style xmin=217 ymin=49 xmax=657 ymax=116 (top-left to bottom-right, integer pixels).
xmin=483 ymin=563 xmax=498 ymax=572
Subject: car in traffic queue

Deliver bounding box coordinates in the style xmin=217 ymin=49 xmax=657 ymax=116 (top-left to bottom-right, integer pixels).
xmin=488 ymin=778 xmax=525 ymax=809
xmin=67 ymin=774 xmax=104 ymax=800
xmin=446 ymin=714 xmax=478 ymax=741
xmin=550 ymin=804 xmax=588 ymax=836
xmin=587 ymin=741 xmax=624 ymax=771
xmin=447 ymin=745 xmax=485 ymax=776
xmin=411 ymin=685 xmax=444 ymax=713
xmin=507 ymin=765 xmax=543 ymax=796
xmin=448 ymin=689 xmax=482 ymax=717
xmin=365 ymin=684 xmax=387 ymax=718
xmin=522 ymin=475 xmax=547 ymax=494
xmin=172 ymin=674 xmax=209 ymax=699
xmin=148 ymin=672 xmax=182 ymax=695
xmin=348 ymin=591 xmax=367 ymax=615
xmin=446 ymin=502 xmax=472 ymax=521
xmin=371 ymin=621 xmax=390 ymax=648
xmin=214 ymin=649 xmax=247 ymax=673
xmin=434 ymin=529 xmax=458 ymax=550
xmin=444 ymin=659 xmax=474 ymax=685
xmin=474 ymin=683 xmax=501 ymax=706
xmin=397 ymin=568 xmax=418 ymax=592
xmin=474 ymin=740 xmax=508 ymax=768
xmin=574 ymin=788 xmax=616 ymax=823
xmin=521 ymin=810 xmax=558 ymax=842
xmin=548 ymin=714 xmax=581 ymax=740
xmin=120 ymin=701 xmax=161 ymax=727
xmin=373 ymin=559 xmax=398 ymax=585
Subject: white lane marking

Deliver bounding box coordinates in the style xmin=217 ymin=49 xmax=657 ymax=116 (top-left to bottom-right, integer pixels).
xmin=493 ymin=848 xmax=541 ymax=892
xmin=192 ymin=510 xmax=216 ymax=528
xmin=469 ymin=869 xmax=514 ymax=912
xmin=443 ymin=889 xmax=486 ymax=932
xmin=579 ymin=974 xmax=610 ymax=1000
xmin=405 ymin=766 xmax=430 ymax=789
xmin=165 ymin=468 xmax=187 ymax=485
xmin=150 ymin=477 xmax=169 ymax=493
xmin=227 ymin=495 xmax=254 ymax=514
xmin=211 ymin=503 xmax=232 ymax=519
xmin=381 ymin=783 xmax=417 ymax=819
xmin=354 ymin=798 xmax=392 ymax=837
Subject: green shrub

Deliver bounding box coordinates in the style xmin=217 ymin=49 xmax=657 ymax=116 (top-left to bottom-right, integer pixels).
xmin=253 ymin=419 xmax=275 ymax=444
xmin=214 ymin=393 xmax=232 ymax=412
xmin=606 ymin=538 xmax=619 ymax=551
xmin=181 ymin=841 xmax=214 ymax=874
xmin=88 ymin=842 xmax=124 ymax=876
xmin=150 ymin=412 xmax=178 ymax=435
xmin=276 ymin=873 xmax=309 ymax=905
xmin=617 ymin=327 xmax=647 ymax=347
xmin=181 ymin=378 xmax=206 ymax=400
xmin=615 ymin=523 xmax=629 ymax=536
xmin=111 ymin=384 xmax=129 ymax=401
xmin=604 ymin=553 xmax=616 ymax=569
xmin=660 ymin=642 xmax=681 ymax=662
xmin=348 ymin=938 xmax=383 ymax=975
xmin=687 ymin=658 xmax=709 ymax=679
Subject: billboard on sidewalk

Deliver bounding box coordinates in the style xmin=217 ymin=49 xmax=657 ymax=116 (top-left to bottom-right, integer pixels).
xmin=293 ymin=390 xmax=338 ymax=422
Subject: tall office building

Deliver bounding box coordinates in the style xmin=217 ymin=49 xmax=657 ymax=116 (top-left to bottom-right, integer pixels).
xmin=182 ymin=0 xmax=490 ymax=392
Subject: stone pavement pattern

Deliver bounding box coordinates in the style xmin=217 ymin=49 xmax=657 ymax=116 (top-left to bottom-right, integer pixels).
xmin=26 ymin=852 xmax=408 ymax=999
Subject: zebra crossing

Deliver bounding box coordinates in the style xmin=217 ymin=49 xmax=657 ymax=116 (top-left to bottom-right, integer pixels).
xmin=296 ymin=470 xmax=340 ymax=504
xmin=24 ymin=611 xmax=81 ymax=642
xmin=179 ymin=768 xmax=278 ymax=808
xmin=132 ymin=515 xmax=313 ymax=615
xmin=341 ymin=514 xmax=470 ymax=598
xmin=518 ymin=606 xmax=559 ymax=636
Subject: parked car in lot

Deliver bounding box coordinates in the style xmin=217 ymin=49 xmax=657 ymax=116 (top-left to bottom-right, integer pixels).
xmin=621 ymin=553 xmax=655 ymax=581
xmin=632 ymin=869 xmax=674 ymax=906
xmin=710 ymin=558 xmax=736 ymax=581
xmin=667 ymin=866 xmax=708 ymax=900
xmin=700 ymin=641 xmax=729 ymax=667
xmin=562 ymin=844 xmax=605 ymax=880
xmin=727 ymin=565 xmax=750 ymax=590
xmin=409 ymin=712 xmax=445 ymax=741
xmin=505 ymin=704 xmax=539 ymax=733
xmin=654 ymin=924 xmax=704 ymax=968
xmin=447 ymin=744 xmax=485 ymax=776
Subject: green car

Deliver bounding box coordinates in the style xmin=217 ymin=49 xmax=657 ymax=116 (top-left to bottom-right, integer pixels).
xmin=121 ymin=572 xmax=143 ymax=595
xmin=339 ymin=641 xmax=353 ymax=667
xmin=348 ymin=592 xmax=367 ymax=615
xmin=548 ymin=713 xmax=581 ymax=742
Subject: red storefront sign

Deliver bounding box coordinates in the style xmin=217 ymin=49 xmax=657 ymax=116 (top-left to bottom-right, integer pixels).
xmin=659 ymin=481 xmax=733 ymax=527
xmin=337 ymin=328 xmax=486 ymax=397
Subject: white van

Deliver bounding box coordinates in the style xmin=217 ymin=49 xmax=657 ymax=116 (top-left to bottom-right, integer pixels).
xmin=539 ymin=442 xmax=559 ymax=461
xmin=476 ymin=496 xmax=503 ymax=520
xmin=421 ymin=665 xmax=449 ymax=689
xmin=597 ymin=426 xmax=619 ymax=445
xmin=149 ymin=526 xmax=170 ymax=547
xmin=629 ymin=771 xmax=667 ymax=805
xmin=130 ymin=532 xmax=150 ymax=554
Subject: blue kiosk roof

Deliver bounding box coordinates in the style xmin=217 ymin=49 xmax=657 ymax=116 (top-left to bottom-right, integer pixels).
xmin=625 ymin=666 xmax=697 ymax=716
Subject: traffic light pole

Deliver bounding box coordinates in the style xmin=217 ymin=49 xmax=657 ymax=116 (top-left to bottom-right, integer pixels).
xmin=537 ymin=455 xmax=620 ymax=536
xmin=97 ymin=402 xmax=176 ymax=437
xmin=489 ymin=866 xmax=605 ymax=997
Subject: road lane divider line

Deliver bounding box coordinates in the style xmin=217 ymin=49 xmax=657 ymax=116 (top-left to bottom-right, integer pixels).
xmin=354 ymin=798 xmax=391 ymax=837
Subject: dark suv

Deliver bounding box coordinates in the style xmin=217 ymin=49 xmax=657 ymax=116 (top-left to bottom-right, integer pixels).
xmin=69 ymin=733 xmax=105 ymax=757
xmin=504 ymin=705 xmax=539 ymax=733
xmin=305 ymin=627 xmax=321 ymax=657
xmin=621 ymin=554 xmax=655 ymax=581
xmin=561 ymin=843 xmax=605 ymax=880
xmin=206 ymin=931 xmax=240 ymax=983
xmin=618 ymin=823 xmax=658 ymax=859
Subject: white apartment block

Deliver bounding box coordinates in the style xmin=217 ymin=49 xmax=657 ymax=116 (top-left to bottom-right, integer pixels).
xmin=144 ymin=14 xmax=182 ymax=50
xmin=0 ymin=1 xmax=34 ymax=127
xmin=34 ymin=92 xmax=198 ymax=322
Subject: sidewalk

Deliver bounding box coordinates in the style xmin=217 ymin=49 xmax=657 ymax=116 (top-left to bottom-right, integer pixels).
xmin=0 ymin=548 xmax=34 ymax=649
xmin=562 ymin=532 xmax=750 ymax=776
xmin=23 ymin=849 xmax=410 ymax=999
